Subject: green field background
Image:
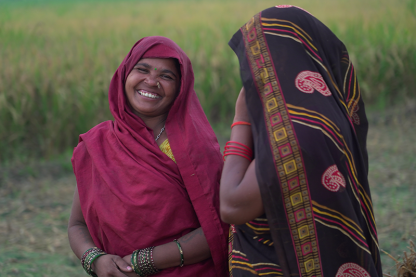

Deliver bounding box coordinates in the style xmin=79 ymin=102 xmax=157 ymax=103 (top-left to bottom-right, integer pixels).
xmin=1 ymin=0 xmax=416 ymax=162
xmin=1 ymin=0 xmax=416 ymax=276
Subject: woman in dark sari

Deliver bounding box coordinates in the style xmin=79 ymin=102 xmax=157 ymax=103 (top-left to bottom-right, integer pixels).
xmin=220 ymin=6 xmax=382 ymax=277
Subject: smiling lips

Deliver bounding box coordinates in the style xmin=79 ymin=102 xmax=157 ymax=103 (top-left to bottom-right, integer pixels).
xmin=137 ymin=90 xmax=161 ymax=99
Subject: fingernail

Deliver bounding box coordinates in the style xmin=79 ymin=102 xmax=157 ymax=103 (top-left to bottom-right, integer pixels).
xmin=127 ymin=266 xmax=132 ymax=271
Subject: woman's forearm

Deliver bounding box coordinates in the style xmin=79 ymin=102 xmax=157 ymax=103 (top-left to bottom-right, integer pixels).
xmin=68 ymin=187 xmax=134 ymax=276
xmin=220 ymin=121 xmax=264 ymax=224
xmin=127 ymin=227 xmax=211 ymax=270
xmin=150 ymin=227 xmax=211 ymax=269
xmin=68 ymin=222 xmax=96 ymax=259
xmin=68 ymin=186 xmax=96 ymax=259
xmin=177 ymin=227 xmax=211 ymax=265
xmin=70 ymin=187 xmax=211 ymax=272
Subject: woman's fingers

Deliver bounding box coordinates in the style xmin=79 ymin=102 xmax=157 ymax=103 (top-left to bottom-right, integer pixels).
xmin=92 ymin=254 xmax=132 ymax=277
xmin=114 ymin=255 xmax=133 ymax=273
xmin=234 ymin=87 xmax=250 ymax=122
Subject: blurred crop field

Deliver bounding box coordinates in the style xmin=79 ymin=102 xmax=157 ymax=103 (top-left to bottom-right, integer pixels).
xmin=0 ymin=0 xmax=415 ymax=276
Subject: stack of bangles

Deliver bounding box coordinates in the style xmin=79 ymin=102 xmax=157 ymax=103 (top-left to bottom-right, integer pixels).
xmin=131 ymin=246 xmax=160 ymax=276
xmin=81 ymin=247 xmax=107 ymax=276
xmin=224 ymin=121 xmax=253 ymax=161
xmin=131 ymin=239 xmax=183 ymax=276
xmin=223 ymin=141 xmax=253 ymax=161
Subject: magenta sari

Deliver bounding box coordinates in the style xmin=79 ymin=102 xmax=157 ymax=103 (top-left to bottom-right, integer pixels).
xmin=72 ymin=36 xmax=228 ymax=276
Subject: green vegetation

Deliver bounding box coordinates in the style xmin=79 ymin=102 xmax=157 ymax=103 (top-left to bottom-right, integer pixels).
xmin=0 ymin=0 xmax=415 ymax=162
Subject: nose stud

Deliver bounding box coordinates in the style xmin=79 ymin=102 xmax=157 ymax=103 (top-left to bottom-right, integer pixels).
xmin=157 ymin=81 xmax=160 ymax=89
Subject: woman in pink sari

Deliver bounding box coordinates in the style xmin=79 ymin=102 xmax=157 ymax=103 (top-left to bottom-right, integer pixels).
xmin=68 ymin=36 xmax=228 ymax=277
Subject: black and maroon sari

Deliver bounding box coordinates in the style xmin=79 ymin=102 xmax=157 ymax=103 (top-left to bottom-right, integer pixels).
xmin=228 ymin=6 xmax=381 ymax=277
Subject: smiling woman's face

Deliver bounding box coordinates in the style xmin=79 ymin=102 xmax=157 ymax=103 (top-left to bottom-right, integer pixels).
xmin=125 ymin=58 xmax=181 ymax=119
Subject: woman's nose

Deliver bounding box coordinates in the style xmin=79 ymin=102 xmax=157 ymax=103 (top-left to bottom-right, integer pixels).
xmin=145 ymin=74 xmax=158 ymax=86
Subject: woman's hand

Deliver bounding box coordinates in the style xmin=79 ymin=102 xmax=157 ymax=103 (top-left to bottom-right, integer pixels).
xmin=92 ymin=254 xmax=134 ymax=277
xmin=234 ymin=87 xmax=250 ymax=123
xmin=69 ymin=188 xmax=132 ymax=276
xmin=122 ymin=254 xmax=139 ymax=277
xmin=122 ymin=254 xmax=131 ymax=265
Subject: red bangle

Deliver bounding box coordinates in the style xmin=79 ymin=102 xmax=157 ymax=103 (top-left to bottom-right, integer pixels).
xmin=224 ymin=149 xmax=251 ymax=156
xmin=225 ymin=141 xmax=253 ymax=156
xmin=231 ymin=121 xmax=251 ymax=128
xmin=224 ymin=145 xmax=251 ymax=154
xmin=223 ymin=141 xmax=253 ymax=161
xmin=223 ymin=152 xmax=252 ymax=161
xmin=224 ymin=146 xmax=252 ymax=158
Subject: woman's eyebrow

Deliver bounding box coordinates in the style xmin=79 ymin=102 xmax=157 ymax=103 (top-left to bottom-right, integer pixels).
xmin=135 ymin=62 xmax=151 ymax=68
xmin=160 ymin=69 xmax=177 ymax=78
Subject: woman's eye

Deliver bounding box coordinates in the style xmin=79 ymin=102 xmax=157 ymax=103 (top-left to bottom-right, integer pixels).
xmin=135 ymin=67 xmax=148 ymax=73
xmin=161 ymin=74 xmax=173 ymax=80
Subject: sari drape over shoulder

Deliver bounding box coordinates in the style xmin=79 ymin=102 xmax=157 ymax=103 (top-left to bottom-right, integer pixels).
xmin=72 ymin=36 xmax=228 ymax=276
xmin=228 ymin=6 xmax=381 ymax=277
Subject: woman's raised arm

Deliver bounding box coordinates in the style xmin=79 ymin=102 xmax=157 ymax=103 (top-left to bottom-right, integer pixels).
xmin=219 ymin=87 xmax=264 ymax=225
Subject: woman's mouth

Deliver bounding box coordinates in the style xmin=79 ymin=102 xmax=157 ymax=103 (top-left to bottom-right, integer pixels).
xmin=137 ymin=90 xmax=160 ymax=99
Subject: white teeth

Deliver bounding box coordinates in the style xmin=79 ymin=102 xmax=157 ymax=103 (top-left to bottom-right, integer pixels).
xmin=138 ymin=90 xmax=160 ymax=99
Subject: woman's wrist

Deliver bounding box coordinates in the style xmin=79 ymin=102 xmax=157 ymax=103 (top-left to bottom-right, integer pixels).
xmin=130 ymin=247 xmax=159 ymax=276
xmin=231 ymin=120 xmax=251 ymax=128
xmin=81 ymin=247 xmax=106 ymax=276
xmin=129 ymin=242 xmax=182 ymax=274
xmin=230 ymin=125 xmax=253 ymax=149
xmin=152 ymin=242 xmax=181 ymax=269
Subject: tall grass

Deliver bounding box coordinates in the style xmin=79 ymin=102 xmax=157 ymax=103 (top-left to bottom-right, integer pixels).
xmin=0 ymin=0 xmax=415 ymax=162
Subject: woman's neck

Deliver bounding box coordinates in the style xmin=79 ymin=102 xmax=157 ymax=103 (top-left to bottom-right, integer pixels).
xmin=140 ymin=114 xmax=168 ymax=143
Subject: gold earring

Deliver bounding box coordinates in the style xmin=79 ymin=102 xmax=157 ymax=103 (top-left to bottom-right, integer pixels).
xmin=157 ymin=81 xmax=160 ymax=89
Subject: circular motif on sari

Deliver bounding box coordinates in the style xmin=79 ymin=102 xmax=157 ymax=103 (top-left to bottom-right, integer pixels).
xmin=295 ymin=71 xmax=332 ymax=96
xmin=321 ymin=165 xmax=346 ymax=192
xmin=275 ymin=5 xmax=293 ymax=8
xmin=336 ymin=263 xmax=371 ymax=277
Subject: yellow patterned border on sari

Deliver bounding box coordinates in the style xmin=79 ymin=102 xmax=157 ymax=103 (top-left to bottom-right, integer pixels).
xmin=241 ymin=13 xmax=323 ymax=277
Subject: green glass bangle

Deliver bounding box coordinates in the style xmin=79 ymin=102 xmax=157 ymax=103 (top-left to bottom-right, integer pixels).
xmin=84 ymin=252 xmax=97 ymax=274
xmin=89 ymin=253 xmax=106 ymax=274
xmin=173 ymin=239 xmax=184 ymax=267
xmin=131 ymin=249 xmax=144 ymax=276
xmin=81 ymin=247 xmax=97 ymax=266
xmin=80 ymin=247 xmax=105 ymax=277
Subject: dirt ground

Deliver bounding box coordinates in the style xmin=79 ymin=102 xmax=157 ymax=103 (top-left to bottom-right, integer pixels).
xmin=0 ymin=105 xmax=415 ymax=276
